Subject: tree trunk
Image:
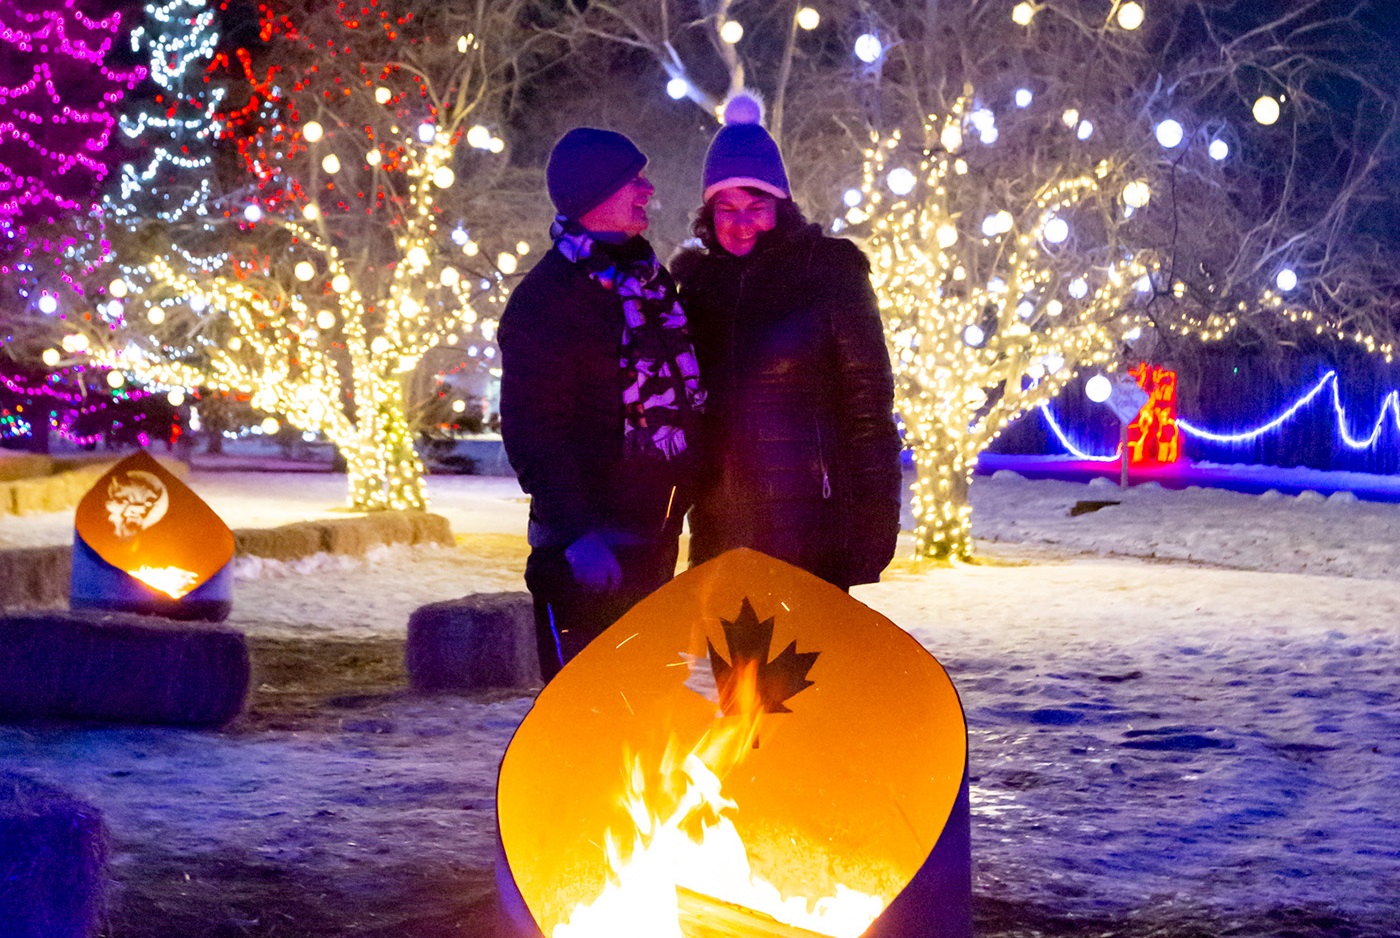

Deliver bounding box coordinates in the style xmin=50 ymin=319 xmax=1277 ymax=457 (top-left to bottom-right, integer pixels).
xmin=909 ymin=430 xmax=975 ymax=562
xmin=339 ymin=380 xmax=426 ymax=512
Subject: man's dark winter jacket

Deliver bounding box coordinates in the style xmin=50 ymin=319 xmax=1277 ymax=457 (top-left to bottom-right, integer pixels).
xmin=672 ymin=221 xmax=901 ymax=588
xmin=498 ymin=239 xmax=695 ymax=549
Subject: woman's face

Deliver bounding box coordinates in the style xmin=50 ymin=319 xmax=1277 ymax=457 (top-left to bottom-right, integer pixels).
xmin=712 ymin=188 xmax=778 ymax=256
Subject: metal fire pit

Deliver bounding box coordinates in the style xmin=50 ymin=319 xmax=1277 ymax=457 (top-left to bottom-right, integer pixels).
xmin=497 ymin=548 xmax=970 ymax=938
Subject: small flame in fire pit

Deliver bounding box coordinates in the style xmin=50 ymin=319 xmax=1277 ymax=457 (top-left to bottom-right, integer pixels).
xmin=554 ymin=651 xmax=884 ymax=937
xmin=129 ymin=565 xmax=200 ymax=599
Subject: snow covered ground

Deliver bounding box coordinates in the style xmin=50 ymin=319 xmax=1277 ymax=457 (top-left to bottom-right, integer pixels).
xmin=2 ymin=466 xmax=1398 ymax=936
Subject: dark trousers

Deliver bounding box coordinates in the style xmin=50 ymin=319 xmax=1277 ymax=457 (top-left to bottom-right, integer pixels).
xmin=524 ymin=539 xmax=680 ymax=682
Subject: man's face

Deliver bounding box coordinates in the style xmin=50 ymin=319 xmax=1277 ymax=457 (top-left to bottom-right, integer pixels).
xmin=579 ymin=173 xmax=655 ymax=237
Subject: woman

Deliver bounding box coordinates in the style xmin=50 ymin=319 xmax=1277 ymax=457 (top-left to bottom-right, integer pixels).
xmin=672 ymin=94 xmax=902 ymax=590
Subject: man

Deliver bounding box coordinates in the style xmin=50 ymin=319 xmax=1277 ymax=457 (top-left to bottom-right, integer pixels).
xmin=499 ymin=128 xmax=706 ymax=681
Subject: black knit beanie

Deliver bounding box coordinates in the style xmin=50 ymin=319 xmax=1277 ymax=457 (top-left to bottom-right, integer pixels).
xmin=546 ymin=128 xmax=648 ymax=222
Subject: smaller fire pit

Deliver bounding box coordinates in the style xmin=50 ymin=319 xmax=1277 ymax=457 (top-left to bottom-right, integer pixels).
xmin=70 ymin=451 xmax=234 ymax=621
xmin=497 ymin=549 xmax=970 ymax=938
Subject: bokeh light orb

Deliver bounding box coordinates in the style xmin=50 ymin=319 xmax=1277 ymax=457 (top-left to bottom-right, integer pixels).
xmin=1253 ymin=95 xmax=1281 ymax=126
xmin=1155 ymin=119 xmax=1184 ymax=148
xmin=854 ymin=33 xmax=882 ymax=63
xmin=886 ymin=167 xmax=916 ymax=195
xmin=1116 ymin=2 xmax=1145 ymax=30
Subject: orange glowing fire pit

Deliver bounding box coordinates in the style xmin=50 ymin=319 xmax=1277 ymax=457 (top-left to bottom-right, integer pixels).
xmin=496 ymin=549 xmax=970 ymax=938
xmin=70 ymin=451 xmax=235 ymax=621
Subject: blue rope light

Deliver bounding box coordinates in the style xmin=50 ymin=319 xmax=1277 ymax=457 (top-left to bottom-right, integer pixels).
xmin=1176 ymin=371 xmax=1335 ymax=444
xmin=1039 ymin=405 xmax=1119 ymax=461
xmin=1040 ymin=369 xmax=1400 ymax=459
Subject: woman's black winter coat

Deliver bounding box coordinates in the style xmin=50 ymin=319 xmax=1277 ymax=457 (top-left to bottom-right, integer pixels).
xmin=672 ymin=222 xmax=902 ymax=588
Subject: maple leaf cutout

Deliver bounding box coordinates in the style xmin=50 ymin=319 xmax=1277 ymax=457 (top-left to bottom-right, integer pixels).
xmin=708 ymin=598 xmax=820 ymax=715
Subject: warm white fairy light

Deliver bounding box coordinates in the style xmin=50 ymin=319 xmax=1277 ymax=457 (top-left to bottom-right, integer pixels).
xmin=1253 ymin=95 xmax=1281 ymax=126
xmin=1012 ymin=2 xmax=1035 ymax=26
xmin=321 ymin=153 xmax=341 ymax=174
xmin=887 ymin=168 xmax=916 ymax=195
xmin=303 ymin=120 xmax=324 ymax=143
xmin=1123 ymin=180 xmax=1151 ymax=207
xmin=1116 ymin=2 xmax=1145 ymax=30
xmin=466 ymin=125 xmax=492 ymax=149
xmin=796 ymin=7 xmax=820 ymax=29
xmin=719 ymin=20 xmax=744 ymax=44
xmin=375 ymin=86 xmax=392 ymax=104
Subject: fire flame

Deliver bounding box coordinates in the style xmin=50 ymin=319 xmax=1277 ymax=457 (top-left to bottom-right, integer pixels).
xmin=554 ymin=660 xmax=885 ymax=938
xmin=129 ymin=565 xmax=200 ymax=599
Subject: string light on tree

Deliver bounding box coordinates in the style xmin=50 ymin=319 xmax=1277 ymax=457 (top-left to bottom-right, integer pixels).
xmin=859 ymin=95 xmax=1158 ymax=561
xmin=1012 ymin=2 xmax=1036 ymax=26
xmin=1155 ymin=119 xmax=1184 ymax=148
xmin=102 ymin=2 xmax=516 ymax=512
xmin=106 ymin=0 xmax=221 ymax=233
xmin=796 ymin=7 xmax=820 ymax=30
xmin=1253 ymin=95 xmax=1281 ymax=126
xmin=853 ymin=34 xmax=883 ymax=64
xmin=1115 ymin=2 xmax=1145 ymax=30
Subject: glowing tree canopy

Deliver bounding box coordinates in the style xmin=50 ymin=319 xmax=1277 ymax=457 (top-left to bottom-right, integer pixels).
xmin=105 ymin=0 xmax=224 ymax=231
xmin=862 ymin=95 xmax=1159 ymax=562
xmin=0 ymin=0 xmax=143 ymax=246
xmin=98 ymin=0 xmax=545 ymax=512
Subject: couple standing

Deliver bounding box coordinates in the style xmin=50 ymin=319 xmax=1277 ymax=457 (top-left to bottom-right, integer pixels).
xmin=499 ymin=95 xmax=902 ymax=681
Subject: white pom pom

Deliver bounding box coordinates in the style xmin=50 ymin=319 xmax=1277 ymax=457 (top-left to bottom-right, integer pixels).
xmin=723 ymin=92 xmax=764 ymax=126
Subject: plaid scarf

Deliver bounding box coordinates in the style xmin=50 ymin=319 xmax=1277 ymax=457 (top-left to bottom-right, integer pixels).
xmin=551 ymin=218 xmax=706 ymax=460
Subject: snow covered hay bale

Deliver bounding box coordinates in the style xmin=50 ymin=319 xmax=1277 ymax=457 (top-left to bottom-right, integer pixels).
xmin=0 ymin=610 xmax=249 ymax=727
xmin=497 ymin=549 xmax=971 ymax=938
xmin=406 ymin=591 xmax=539 ymax=692
xmin=232 ymin=512 xmax=452 ymax=562
xmin=0 ymin=546 xmax=70 ymax=610
xmin=232 ymin=521 xmax=327 ymax=562
xmin=0 ymin=772 xmax=108 ymax=938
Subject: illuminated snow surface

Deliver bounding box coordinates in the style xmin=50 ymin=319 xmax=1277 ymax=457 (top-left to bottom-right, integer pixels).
xmin=1 ymin=461 xmax=1398 ymax=936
